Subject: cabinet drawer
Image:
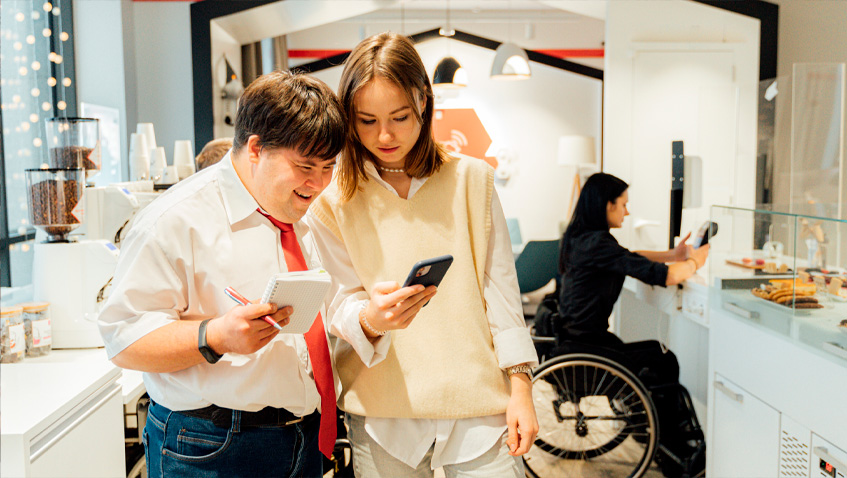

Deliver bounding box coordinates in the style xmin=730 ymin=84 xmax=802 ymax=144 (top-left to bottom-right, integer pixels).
xmin=711 ymin=373 xmax=781 ymax=477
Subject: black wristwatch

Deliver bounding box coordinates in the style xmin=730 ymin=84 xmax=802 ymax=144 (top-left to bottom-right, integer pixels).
xmin=198 ymin=319 xmax=223 ymax=364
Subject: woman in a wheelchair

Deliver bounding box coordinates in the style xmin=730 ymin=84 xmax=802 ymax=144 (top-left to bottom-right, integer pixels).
xmin=530 ymin=172 xmax=708 ymax=477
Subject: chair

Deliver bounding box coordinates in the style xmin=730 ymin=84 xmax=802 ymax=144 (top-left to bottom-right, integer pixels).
xmin=514 ymin=239 xmax=559 ymax=294
xmin=506 ymin=217 xmax=523 ymax=246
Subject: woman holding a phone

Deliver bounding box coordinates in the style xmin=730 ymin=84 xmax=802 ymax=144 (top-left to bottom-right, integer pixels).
xmin=554 ymin=172 xmax=709 ymax=475
xmin=308 ymin=32 xmax=538 ymax=477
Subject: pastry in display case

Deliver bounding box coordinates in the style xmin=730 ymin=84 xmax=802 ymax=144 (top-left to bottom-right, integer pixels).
xmin=708 ymin=205 xmax=847 ymax=362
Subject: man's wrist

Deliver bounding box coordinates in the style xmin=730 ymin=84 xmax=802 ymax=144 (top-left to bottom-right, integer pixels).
xmin=202 ymin=319 xmax=225 ymax=357
xmin=687 ymin=257 xmax=699 ymax=270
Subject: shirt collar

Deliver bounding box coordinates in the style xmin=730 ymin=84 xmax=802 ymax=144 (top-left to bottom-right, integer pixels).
xmin=217 ymin=152 xmax=261 ymax=226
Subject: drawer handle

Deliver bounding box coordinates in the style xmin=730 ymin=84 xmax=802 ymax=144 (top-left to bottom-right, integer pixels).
xmin=723 ymin=302 xmax=759 ymax=319
xmin=30 ymin=385 xmax=121 ymax=461
xmin=714 ymin=380 xmax=744 ymax=403
xmin=813 ymin=447 xmax=847 ymax=472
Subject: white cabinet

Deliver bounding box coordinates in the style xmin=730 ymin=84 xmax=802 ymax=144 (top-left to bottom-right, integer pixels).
xmin=710 ymin=374 xmax=780 ymax=477
xmin=1 ymin=361 xmax=125 ymax=477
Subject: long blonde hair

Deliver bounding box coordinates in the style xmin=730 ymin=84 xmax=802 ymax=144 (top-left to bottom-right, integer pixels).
xmin=336 ymin=32 xmax=449 ymax=201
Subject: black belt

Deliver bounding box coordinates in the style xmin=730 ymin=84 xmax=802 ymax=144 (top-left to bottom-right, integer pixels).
xmin=177 ymin=404 xmax=305 ymax=428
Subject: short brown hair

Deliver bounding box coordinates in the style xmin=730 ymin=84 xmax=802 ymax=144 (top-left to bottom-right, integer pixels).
xmin=337 ymin=32 xmax=449 ymax=201
xmin=232 ymin=70 xmax=346 ymax=160
xmin=195 ymin=137 xmax=233 ymax=170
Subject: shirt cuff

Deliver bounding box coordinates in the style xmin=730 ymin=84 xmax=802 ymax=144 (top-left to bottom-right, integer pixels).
xmin=338 ymin=299 xmax=390 ymax=368
xmin=492 ymin=327 xmax=539 ymax=369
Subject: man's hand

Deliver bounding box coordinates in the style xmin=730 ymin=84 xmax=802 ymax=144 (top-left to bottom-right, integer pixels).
xmin=361 ymin=281 xmax=437 ymax=336
xmin=506 ymin=371 xmax=538 ymax=456
xmin=206 ymin=303 xmax=293 ymax=355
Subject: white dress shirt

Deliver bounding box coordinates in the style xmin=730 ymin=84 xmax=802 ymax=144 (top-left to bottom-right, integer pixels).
xmin=306 ymin=161 xmax=537 ymax=469
xmin=99 ymin=154 xmax=323 ymax=415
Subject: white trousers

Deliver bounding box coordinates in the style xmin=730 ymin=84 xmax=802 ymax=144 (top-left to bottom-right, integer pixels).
xmin=346 ymin=413 xmax=525 ymax=478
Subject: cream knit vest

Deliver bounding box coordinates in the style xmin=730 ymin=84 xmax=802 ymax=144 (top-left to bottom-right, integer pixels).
xmin=311 ymin=155 xmax=510 ymax=418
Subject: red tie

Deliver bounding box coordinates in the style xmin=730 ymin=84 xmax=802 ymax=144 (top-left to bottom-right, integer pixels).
xmin=260 ymin=210 xmax=336 ymax=459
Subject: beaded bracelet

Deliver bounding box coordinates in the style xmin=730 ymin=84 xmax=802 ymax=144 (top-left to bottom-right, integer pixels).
xmin=359 ymin=303 xmax=387 ymax=336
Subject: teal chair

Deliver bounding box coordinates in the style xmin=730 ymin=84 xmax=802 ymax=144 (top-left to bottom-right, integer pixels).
xmin=506 ymin=218 xmax=523 ymax=246
xmin=514 ymin=239 xmax=560 ymax=294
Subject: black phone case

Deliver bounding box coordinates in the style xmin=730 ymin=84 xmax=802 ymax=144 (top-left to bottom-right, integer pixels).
xmin=403 ymin=255 xmax=454 ymax=288
xmin=693 ymin=221 xmax=719 ymax=248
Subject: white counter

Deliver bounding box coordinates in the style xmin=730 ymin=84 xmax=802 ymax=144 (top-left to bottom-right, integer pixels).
xmin=1 ymin=350 xmax=132 ymax=477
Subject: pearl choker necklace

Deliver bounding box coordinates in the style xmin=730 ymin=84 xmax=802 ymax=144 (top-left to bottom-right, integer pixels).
xmin=376 ymin=165 xmax=405 ymax=173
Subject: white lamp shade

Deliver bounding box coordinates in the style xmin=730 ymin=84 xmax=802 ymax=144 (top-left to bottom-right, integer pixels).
xmin=557 ymin=135 xmax=596 ymax=169
xmin=490 ymin=42 xmax=531 ymax=79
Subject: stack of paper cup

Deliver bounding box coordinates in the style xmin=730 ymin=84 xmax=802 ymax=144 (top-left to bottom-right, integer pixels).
xmin=137 ymin=123 xmax=157 ymax=150
xmin=173 ymin=140 xmax=195 ymax=180
xmin=129 ymin=133 xmax=150 ymax=181
xmin=150 ymin=147 xmax=167 ymax=183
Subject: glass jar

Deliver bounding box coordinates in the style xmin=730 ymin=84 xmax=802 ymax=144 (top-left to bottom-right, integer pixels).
xmin=1 ymin=305 xmax=26 ymax=363
xmin=20 ymin=302 xmax=52 ymax=357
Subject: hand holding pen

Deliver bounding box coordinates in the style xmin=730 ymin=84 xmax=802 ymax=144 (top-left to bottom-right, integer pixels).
xmin=224 ymin=287 xmax=287 ymax=331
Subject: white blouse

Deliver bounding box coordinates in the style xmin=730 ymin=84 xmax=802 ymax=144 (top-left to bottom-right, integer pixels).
xmin=306 ymin=161 xmax=537 ymax=469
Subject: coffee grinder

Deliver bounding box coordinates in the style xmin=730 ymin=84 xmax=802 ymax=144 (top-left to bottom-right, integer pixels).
xmin=29 ymin=118 xmax=119 ymax=349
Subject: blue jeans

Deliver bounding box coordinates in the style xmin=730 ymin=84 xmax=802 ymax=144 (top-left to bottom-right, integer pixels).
xmin=144 ymin=401 xmax=322 ymax=478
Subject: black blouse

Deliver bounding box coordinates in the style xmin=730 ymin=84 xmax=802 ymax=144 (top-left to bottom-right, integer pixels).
xmin=558 ymin=230 xmax=669 ymax=336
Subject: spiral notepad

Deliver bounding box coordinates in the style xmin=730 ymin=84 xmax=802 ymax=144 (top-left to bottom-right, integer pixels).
xmin=260 ymin=269 xmax=332 ymax=334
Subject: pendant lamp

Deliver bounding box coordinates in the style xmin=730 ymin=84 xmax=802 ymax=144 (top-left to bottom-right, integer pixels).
xmin=433 ymin=56 xmax=468 ymax=88
xmin=490 ymin=42 xmax=531 ymax=80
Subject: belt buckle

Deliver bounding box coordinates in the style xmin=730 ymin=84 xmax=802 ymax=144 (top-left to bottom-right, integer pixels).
xmin=284 ymin=416 xmax=304 ymax=426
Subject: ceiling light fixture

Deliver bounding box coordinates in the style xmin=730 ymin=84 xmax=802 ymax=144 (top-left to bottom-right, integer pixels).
xmin=491 ymin=0 xmax=531 ymax=80
xmin=433 ymin=0 xmax=466 ymax=88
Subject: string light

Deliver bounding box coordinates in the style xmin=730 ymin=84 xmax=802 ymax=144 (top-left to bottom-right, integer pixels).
xmin=14 ymin=41 xmax=22 ymax=50
xmin=57 ymin=101 xmax=66 ymax=110
xmin=15 ymin=12 xmax=25 ymax=21
xmin=42 ymin=28 xmax=51 ymax=37
xmin=22 ymin=122 xmax=30 ymax=132
xmin=12 ymin=95 xmax=21 ymax=103
xmin=62 ymin=77 xmax=71 ymax=87
xmin=60 ymin=31 xmax=68 ymax=41
xmin=33 ymin=138 xmax=43 ymax=147
xmin=53 ymin=54 xmax=62 ymax=64
xmin=18 ymin=66 xmax=28 ymax=76
xmin=41 ymin=102 xmax=50 ymax=111
xmin=31 ymin=88 xmax=40 ymax=97
xmin=47 ymin=77 xmax=56 ymax=87
xmin=32 ymin=11 xmax=40 ymax=20
xmin=30 ymin=114 xmax=39 ymax=123
xmin=43 ymin=2 xmax=53 ymax=12
xmin=53 ymin=7 xmax=61 ymax=16
xmin=31 ymin=60 xmax=40 ymax=70
xmin=26 ymin=34 xmax=35 ymax=44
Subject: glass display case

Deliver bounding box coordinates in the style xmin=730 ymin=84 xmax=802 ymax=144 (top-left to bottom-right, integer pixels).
xmin=708 ymin=205 xmax=847 ymax=364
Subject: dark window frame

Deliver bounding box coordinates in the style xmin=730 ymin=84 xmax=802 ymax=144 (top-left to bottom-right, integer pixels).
xmin=1 ymin=0 xmax=77 ymax=287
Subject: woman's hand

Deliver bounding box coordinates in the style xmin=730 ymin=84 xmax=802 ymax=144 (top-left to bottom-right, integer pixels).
xmin=673 ymin=232 xmax=692 ymax=262
xmin=506 ymin=371 xmax=538 ymax=456
xmin=689 ymin=243 xmax=710 ymax=270
xmin=360 ymin=281 xmax=437 ymax=337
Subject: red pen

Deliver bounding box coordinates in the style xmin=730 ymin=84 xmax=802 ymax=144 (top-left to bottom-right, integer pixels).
xmin=224 ymin=287 xmax=284 ymax=331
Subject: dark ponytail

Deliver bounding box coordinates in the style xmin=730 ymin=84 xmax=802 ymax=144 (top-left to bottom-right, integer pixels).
xmin=559 ymin=173 xmax=629 ymax=275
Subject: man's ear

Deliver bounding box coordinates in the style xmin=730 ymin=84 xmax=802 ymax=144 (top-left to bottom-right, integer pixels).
xmin=246 ymin=135 xmax=262 ymax=164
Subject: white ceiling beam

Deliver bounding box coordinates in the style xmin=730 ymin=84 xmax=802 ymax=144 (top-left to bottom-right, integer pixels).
xmin=213 ymin=0 xmax=400 ymax=45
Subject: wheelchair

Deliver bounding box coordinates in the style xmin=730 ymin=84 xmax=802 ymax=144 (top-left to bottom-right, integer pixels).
xmin=524 ymin=323 xmax=705 ymax=478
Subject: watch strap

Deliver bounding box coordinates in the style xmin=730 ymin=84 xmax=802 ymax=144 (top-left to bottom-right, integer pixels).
xmin=198 ymin=319 xmax=223 ymax=364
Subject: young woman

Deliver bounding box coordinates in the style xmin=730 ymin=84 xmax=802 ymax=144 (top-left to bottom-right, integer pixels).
xmin=308 ymin=32 xmax=538 ymax=477
xmin=557 ymin=172 xmax=709 ymax=346
xmin=556 ymin=172 xmax=709 ymax=475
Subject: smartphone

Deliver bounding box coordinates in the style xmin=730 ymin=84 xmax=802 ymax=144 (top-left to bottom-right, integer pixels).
xmin=693 ymin=221 xmax=719 ymax=249
xmin=403 ymin=255 xmax=454 ymax=289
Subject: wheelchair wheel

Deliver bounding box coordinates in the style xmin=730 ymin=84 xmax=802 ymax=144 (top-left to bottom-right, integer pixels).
xmin=524 ymin=353 xmax=659 ymax=478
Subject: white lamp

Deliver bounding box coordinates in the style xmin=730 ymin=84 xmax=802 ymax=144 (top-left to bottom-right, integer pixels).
xmin=557 ymin=135 xmax=597 ymax=215
xmin=490 ymin=42 xmax=531 ymax=80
